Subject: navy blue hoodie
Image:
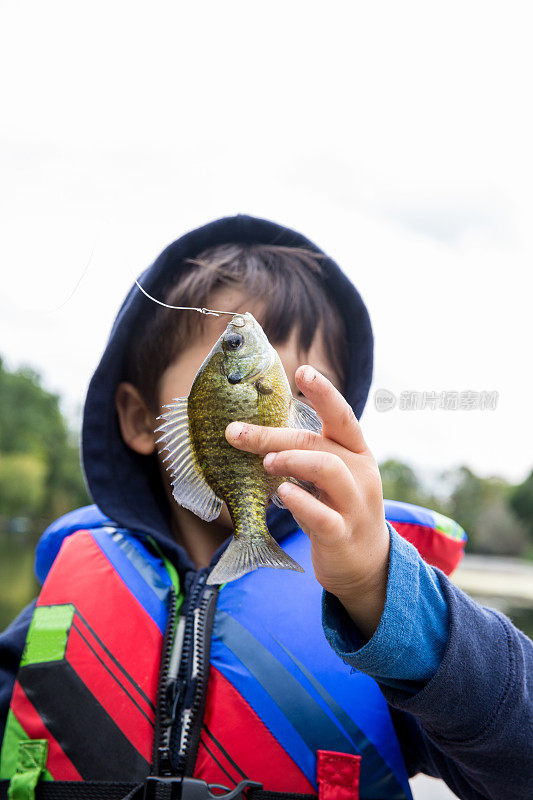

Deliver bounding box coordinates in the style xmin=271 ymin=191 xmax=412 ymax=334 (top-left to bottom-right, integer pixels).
xmin=0 ymin=215 xmax=531 ymax=799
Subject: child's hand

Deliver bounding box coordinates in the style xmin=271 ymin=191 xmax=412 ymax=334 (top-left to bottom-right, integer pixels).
xmin=225 ymin=365 xmax=390 ymax=638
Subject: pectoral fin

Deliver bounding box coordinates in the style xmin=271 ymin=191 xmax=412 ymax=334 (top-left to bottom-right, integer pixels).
xmin=271 ymin=477 xmax=321 ymax=510
xmin=255 ymin=377 xmax=274 ymax=395
xmin=288 ymin=396 xmax=323 ymax=434
xmin=271 ymin=396 xmax=323 ymax=509
xmin=155 ymin=397 xmax=223 ymax=522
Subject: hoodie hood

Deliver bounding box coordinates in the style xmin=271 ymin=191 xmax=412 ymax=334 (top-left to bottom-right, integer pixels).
xmin=81 ymin=214 xmax=373 ymax=554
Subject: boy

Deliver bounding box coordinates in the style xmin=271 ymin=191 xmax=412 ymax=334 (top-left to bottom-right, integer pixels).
xmin=0 ymin=214 xmax=531 ymax=800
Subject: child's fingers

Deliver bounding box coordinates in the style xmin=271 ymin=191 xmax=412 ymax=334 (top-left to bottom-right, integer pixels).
xmin=295 ymin=366 xmax=368 ymax=454
xmin=226 ymin=421 xmax=325 ymax=456
xmin=264 ymin=449 xmax=355 ymax=516
xmin=276 ymin=481 xmax=346 ymax=547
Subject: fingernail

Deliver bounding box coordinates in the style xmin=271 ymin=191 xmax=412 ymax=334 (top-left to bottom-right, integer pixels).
xmin=226 ymin=421 xmax=244 ymax=439
xmin=263 ymin=452 xmax=275 ymax=468
xmin=302 ymin=366 xmax=316 ymax=383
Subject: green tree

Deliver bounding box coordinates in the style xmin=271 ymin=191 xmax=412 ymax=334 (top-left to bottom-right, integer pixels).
xmin=445 ymin=466 xmax=527 ymax=555
xmin=474 ymin=495 xmax=528 ymax=556
xmin=380 ymin=459 xmax=424 ymax=506
xmin=0 ymin=453 xmax=46 ymax=517
xmin=445 ymin=466 xmax=486 ymax=545
xmin=0 ymin=356 xmax=90 ymax=525
xmin=510 ymin=469 xmax=533 ymax=538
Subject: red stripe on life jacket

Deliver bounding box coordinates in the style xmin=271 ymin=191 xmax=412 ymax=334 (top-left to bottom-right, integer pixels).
xmin=65 ymin=620 xmax=154 ymax=762
xmin=392 ymin=521 xmax=463 ymax=575
xmin=10 ymin=681 xmax=81 ymax=780
xmin=196 ymin=735 xmax=245 ymax=789
xmin=195 ymin=666 xmax=316 ymax=794
xmin=37 ymin=532 xmax=162 ymax=715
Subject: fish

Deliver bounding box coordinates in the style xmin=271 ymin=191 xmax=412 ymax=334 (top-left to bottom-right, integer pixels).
xmin=154 ymin=311 xmax=323 ymax=585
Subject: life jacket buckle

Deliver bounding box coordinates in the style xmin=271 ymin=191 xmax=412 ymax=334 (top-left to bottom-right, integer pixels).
xmin=142 ymin=777 xmax=263 ymax=800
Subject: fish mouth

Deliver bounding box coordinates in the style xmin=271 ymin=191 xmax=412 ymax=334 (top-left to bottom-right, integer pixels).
xmin=230 ymin=314 xmax=246 ymax=328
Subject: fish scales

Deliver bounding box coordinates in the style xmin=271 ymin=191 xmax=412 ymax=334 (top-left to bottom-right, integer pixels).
xmin=155 ymin=312 xmax=323 ymax=585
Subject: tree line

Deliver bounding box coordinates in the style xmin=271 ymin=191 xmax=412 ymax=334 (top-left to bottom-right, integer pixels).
xmin=381 ymin=460 xmax=533 ymax=558
xmin=0 ymin=357 xmax=90 ymax=536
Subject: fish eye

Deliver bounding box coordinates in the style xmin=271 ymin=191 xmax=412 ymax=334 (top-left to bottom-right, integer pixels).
xmin=225 ymin=332 xmax=244 ymax=350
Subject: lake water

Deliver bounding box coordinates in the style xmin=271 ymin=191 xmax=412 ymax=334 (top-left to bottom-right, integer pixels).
xmin=499 ymin=602 xmax=533 ymax=638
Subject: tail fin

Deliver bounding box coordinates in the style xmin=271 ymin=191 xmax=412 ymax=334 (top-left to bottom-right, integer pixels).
xmin=207 ymin=534 xmax=304 ymax=586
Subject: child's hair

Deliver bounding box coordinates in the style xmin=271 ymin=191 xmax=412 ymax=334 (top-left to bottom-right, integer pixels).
xmin=123 ymin=243 xmax=350 ymax=414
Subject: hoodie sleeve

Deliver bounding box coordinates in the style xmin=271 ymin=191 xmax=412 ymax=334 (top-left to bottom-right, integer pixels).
xmin=322 ymin=524 xmax=450 ymax=690
xmin=322 ymin=526 xmax=533 ymax=800
xmin=0 ymin=600 xmax=36 ymax=743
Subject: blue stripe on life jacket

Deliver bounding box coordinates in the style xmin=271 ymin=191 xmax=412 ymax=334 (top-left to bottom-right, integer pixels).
xmin=92 ymin=530 xmax=172 ymax=634
xmin=383 ymin=499 xmax=437 ymax=528
xmin=35 ymin=504 xmax=114 ymax=584
xmin=212 ymin=613 xmax=318 ymax=786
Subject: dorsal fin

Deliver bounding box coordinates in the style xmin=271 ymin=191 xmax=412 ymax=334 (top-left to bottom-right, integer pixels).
xmin=155 ymin=398 xmax=223 ymax=522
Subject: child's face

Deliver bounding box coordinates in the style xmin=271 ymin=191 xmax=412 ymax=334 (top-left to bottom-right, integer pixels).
xmin=157 ymin=286 xmax=342 ymax=411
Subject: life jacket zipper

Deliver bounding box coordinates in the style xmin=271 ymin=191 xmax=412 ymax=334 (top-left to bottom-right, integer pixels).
xmin=172 ymin=571 xmax=219 ymax=777
xmin=152 ymin=585 xmax=178 ymax=776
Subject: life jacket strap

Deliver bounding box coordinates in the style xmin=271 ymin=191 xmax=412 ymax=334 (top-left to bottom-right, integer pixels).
xmin=6 ymin=740 xmax=48 ymax=800
xmin=0 ymin=780 xmax=317 ymax=800
xmin=0 ymin=782 xmax=136 ymax=800
xmin=316 ymin=751 xmax=360 ymax=800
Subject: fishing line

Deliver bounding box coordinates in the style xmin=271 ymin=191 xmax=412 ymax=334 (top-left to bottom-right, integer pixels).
xmin=44 ymin=243 xmax=96 ymax=313
xmin=135 ymin=280 xmax=239 ymax=317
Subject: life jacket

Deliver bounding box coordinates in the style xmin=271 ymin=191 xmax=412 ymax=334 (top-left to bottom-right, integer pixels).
xmin=0 ymin=501 xmax=465 ymax=800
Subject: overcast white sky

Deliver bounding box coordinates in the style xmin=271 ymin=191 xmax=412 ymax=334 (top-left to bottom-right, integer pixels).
xmin=1 ymin=1 xmax=532 ymax=485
